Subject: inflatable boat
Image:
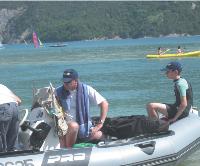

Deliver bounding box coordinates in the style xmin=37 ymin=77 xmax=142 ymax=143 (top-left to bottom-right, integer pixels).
xmin=146 ymin=50 xmax=200 ymax=59
xmin=1 ymin=86 xmax=200 ymax=166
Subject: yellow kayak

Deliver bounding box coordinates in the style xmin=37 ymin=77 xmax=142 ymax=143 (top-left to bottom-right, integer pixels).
xmin=146 ymin=50 xmax=200 ymax=58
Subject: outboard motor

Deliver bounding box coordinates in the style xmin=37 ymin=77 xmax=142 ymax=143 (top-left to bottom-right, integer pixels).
xmin=21 ymin=121 xmax=51 ymax=150
xmin=18 ymin=84 xmax=63 ymax=151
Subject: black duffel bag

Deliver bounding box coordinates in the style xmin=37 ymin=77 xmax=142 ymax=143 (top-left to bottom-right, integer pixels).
xmin=100 ymin=115 xmax=169 ymax=139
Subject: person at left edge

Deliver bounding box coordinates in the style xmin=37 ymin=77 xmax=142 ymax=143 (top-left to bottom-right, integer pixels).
xmin=55 ymin=69 xmax=109 ymax=148
xmin=0 ymin=84 xmax=21 ymax=152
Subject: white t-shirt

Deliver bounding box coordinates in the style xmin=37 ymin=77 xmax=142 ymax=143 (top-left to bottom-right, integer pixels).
xmin=0 ymin=84 xmax=18 ymax=105
xmin=64 ymin=85 xmax=106 ymax=121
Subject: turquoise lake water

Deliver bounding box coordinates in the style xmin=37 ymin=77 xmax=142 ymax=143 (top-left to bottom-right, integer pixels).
xmin=1 ymin=36 xmax=200 ymax=165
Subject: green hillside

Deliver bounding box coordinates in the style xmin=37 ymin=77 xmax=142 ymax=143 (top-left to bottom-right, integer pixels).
xmin=1 ymin=1 xmax=200 ymax=43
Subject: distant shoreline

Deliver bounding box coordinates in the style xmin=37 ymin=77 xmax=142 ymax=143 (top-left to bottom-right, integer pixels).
xmin=1 ymin=33 xmax=199 ymax=44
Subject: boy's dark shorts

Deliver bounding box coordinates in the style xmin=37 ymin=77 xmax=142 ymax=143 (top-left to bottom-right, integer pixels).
xmin=165 ymin=103 xmax=188 ymax=120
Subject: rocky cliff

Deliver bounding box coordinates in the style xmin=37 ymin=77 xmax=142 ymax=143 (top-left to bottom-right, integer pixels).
xmin=0 ymin=7 xmax=26 ymax=43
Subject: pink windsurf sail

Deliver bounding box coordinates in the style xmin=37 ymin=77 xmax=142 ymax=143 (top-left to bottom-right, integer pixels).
xmin=32 ymin=32 xmax=39 ymax=48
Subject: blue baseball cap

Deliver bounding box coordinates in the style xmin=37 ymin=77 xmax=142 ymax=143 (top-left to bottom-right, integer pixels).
xmin=63 ymin=69 xmax=78 ymax=83
xmin=161 ymin=61 xmax=182 ymax=72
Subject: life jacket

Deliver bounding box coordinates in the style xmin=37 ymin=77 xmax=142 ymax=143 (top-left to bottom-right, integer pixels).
xmin=174 ymin=79 xmax=193 ymax=116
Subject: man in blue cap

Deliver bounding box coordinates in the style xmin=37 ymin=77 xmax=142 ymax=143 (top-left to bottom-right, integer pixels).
xmin=55 ymin=69 xmax=109 ymax=148
xmin=146 ymin=61 xmax=193 ymax=123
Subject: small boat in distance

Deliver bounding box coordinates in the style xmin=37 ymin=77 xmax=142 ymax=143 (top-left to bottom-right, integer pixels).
xmin=0 ymin=42 xmax=4 ymax=49
xmin=38 ymin=37 xmax=43 ymax=47
xmin=146 ymin=50 xmax=200 ymax=59
xmin=49 ymin=43 xmax=68 ymax=47
xmin=24 ymin=39 xmax=28 ymax=45
xmin=32 ymin=32 xmax=43 ymax=48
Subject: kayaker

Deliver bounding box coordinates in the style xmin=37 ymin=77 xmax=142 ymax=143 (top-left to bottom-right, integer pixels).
xmin=177 ymin=46 xmax=183 ymax=54
xmin=158 ymin=47 xmax=170 ymax=55
xmin=146 ymin=61 xmax=193 ymax=124
xmin=55 ymin=69 xmax=109 ymax=148
xmin=0 ymin=84 xmax=21 ymax=152
xmin=158 ymin=47 xmax=163 ymax=55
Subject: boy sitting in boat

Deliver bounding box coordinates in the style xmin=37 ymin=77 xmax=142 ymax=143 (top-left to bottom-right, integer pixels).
xmin=146 ymin=61 xmax=193 ymax=124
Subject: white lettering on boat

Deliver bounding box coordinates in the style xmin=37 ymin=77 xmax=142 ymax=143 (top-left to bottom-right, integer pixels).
xmin=47 ymin=153 xmax=86 ymax=163
xmin=0 ymin=159 xmax=34 ymax=166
